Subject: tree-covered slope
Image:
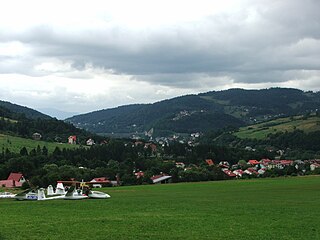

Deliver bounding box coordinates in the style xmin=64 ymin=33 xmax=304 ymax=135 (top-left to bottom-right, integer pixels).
xmin=67 ymin=95 xmax=243 ymax=135
xmin=66 ymin=88 xmax=320 ymax=136
xmin=0 ymin=103 xmax=99 ymax=144
xmin=0 ymin=100 xmax=51 ymax=119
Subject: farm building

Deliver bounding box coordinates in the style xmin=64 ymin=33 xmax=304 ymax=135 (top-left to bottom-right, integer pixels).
xmin=0 ymin=172 xmax=26 ymax=188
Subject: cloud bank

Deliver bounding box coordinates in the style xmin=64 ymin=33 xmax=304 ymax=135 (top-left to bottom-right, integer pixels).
xmin=0 ymin=0 xmax=319 ymax=114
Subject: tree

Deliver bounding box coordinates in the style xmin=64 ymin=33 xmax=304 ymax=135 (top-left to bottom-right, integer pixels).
xmin=42 ymin=146 xmax=48 ymax=156
xmin=20 ymin=147 xmax=28 ymax=156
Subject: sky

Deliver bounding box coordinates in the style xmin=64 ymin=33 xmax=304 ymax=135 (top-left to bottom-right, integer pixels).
xmin=0 ymin=0 xmax=319 ymax=117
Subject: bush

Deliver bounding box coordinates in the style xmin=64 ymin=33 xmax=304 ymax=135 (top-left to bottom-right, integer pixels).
xmin=21 ymin=181 xmax=30 ymax=190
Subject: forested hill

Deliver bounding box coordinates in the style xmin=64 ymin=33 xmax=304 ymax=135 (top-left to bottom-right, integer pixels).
xmin=67 ymin=88 xmax=320 ymax=136
xmin=0 ymin=103 xmax=99 ymax=144
xmin=0 ymin=100 xmax=50 ymax=120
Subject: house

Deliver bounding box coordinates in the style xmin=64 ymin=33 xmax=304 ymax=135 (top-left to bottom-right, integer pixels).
xmin=219 ymin=161 xmax=230 ymax=169
xmin=248 ymin=159 xmax=260 ymax=165
xmin=260 ymin=159 xmax=272 ymax=166
xmin=86 ymin=138 xmax=95 ymax=146
xmin=90 ymin=177 xmax=110 ymax=188
xmin=68 ymin=135 xmax=77 ymax=144
xmin=0 ymin=172 xmax=26 ymax=188
xmin=244 ymin=168 xmax=259 ymax=175
xmin=222 ymin=169 xmax=236 ymax=178
xmin=134 ymin=171 xmax=145 ymax=179
xmin=205 ymin=159 xmax=214 ymax=166
xmin=32 ymin=132 xmax=42 ymax=140
xmin=280 ymin=160 xmax=293 ymax=166
xmin=144 ymin=143 xmax=157 ymax=153
xmin=100 ymin=140 xmax=109 ymax=145
xmin=151 ymin=174 xmax=172 ymax=184
xmin=134 ymin=141 xmax=144 ymax=146
xmin=310 ymin=163 xmax=320 ymax=171
xmin=175 ymin=162 xmax=185 ymax=169
xmin=233 ymin=169 xmax=245 ymax=177
xmin=258 ymin=169 xmax=266 ymax=175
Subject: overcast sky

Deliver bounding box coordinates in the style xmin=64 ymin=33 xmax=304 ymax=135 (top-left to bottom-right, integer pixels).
xmin=0 ymin=0 xmax=319 ymax=117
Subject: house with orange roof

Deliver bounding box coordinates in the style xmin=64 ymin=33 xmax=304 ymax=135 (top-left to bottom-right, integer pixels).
xmin=205 ymin=159 xmax=214 ymax=166
xmin=248 ymin=159 xmax=260 ymax=165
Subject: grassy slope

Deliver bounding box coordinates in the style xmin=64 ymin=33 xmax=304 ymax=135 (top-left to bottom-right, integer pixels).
xmin=0 ymin=176 xmax=319 ymax=240
xmin=0 ymin=134 xmax=80 ymax=153
xmin=235 ymin=115 xmax=320 ymax=140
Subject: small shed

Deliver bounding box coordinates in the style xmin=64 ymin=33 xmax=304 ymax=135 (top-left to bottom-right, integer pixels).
xmin=151 ymin=175 xmax=172 ymax=184
xmin=32 ymin=132 xmax=42 ymax=140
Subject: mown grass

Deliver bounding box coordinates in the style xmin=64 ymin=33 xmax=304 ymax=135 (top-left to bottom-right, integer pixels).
xmin=235 ymin=115 xmax=320 ymax=139
xmin=0 ymin=176 xmax=319 ymax=240
xmin=0 ymin=134 xmax=80 ymax=153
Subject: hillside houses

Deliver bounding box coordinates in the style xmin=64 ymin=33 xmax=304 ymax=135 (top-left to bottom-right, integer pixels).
xmin=170 ymin=158 xmax=320 ymax=181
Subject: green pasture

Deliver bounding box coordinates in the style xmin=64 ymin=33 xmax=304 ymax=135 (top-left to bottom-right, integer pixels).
xmin=0 ymin=134 xmax=80 ymax=154
xmin=235 ymin=115 xmax=320 ymax=139
xmin=0 ymin=176 xmax=319 ymax=240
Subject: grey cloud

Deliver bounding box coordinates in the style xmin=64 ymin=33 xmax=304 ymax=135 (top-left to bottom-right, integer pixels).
xmin=1 ymin=0 xmax=319 ymax=89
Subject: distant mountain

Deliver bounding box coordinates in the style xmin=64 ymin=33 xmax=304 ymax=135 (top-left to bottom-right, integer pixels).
xmin=0 ymin=100 xmax=51 ymax=119
xmin=67 ymin=88 xmax=320 ymax=137
xmin=38 ymin=108 xmax=79 ymax=120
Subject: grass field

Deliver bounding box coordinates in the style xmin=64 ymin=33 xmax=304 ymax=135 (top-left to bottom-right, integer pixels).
xmin=0 ymin=134 xmax=81 ymax=153
xmin=0 ymin=176 xmax=319 ymax=240
xmin=235 ymin=115 xmax=320 ymax=139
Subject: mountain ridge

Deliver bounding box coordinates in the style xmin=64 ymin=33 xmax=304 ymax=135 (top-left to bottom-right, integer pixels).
xmin=66 ymin=88 xmax=320 ymax=137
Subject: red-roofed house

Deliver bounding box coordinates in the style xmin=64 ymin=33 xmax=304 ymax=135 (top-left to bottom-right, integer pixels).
xmin=8 ymin=173 xmax=25 ymax=182
xmin=90 ymin=177 xmax=110 ymax=188
xmin=310 ymin=163 xmax=320 ymax=171
xmin=248 ymin=160 xmax=260 ymax=165
xmin=219 ymin=161 xmax=230 ymax=169
xmin=233 ymin=169 xmax=245 ymax=177
xmin=280 ymin=160 xmax=293 ymax=166
xmin=0 ymin=172 xmax=26 ymax=188
xmin=68 ymin=135 xmax=77 ymax=144
xmin=260 ymin=159 xmax=272 ymax=165
xmin=222 ymin=169 xmax=236 ymax=178
xmin=245 ymin=168 xmax=259 ymax=175
xmin=205 ymin=159 xmax=214 ymax=166
xmin=134 ymin=171 xmax=145 ymax=179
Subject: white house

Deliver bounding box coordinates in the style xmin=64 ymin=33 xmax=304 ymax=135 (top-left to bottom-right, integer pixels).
xmin=86 ymin=138 xmax=95 ymax=146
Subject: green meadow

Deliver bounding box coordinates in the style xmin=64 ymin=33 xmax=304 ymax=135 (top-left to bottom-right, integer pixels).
xmin=0 ymin=176 xmax=319 ymax=240
xmin=235 ymin=115 xmax=320 ymax=140
xmin=0 ymin=134 xmax=80 ymax=153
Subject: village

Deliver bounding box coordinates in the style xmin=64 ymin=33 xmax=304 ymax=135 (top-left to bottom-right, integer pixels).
xmin=1 ymin=156 xmax=319 ymax=189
